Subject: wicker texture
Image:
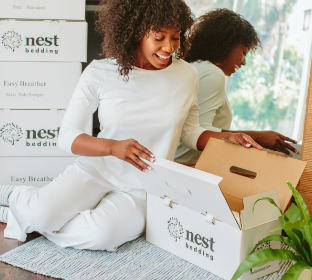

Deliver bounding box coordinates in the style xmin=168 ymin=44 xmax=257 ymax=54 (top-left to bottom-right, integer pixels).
xmin=299 ymin=59 xmax=312 ymax=215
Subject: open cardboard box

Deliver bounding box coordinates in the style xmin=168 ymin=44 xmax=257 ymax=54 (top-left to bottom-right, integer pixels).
xmin=133 ymin=138 xmax=307 ymax=280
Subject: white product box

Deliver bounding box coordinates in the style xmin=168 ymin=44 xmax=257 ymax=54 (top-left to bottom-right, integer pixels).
xmin=0 ymin=0 xmax=86 ymax=21
xmin=0 ymin=62 xmax=82 ymax=109
xmin=0 ymin=156 xmax=77 ymax=187
xmin=0 ymin=20 xmax=87 ymax=62
xmin=134 ymin=138 xmax=306 ymax=280
xmin=0 ymin=109 xmax=92 ymax=157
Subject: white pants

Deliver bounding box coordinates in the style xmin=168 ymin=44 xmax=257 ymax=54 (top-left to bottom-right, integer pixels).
xmin=4 ymin=160 xmax=146 ymax=251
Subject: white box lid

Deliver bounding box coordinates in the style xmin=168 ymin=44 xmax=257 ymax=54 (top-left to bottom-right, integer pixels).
xmin=134 ymin=157 xmax=240 ymax=229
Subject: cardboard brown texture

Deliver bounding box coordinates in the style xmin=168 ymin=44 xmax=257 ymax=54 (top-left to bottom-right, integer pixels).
xmin=195 ymin=138 xmax=307 ymax=213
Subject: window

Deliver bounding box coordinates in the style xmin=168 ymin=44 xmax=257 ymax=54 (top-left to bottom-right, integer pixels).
xmin=186 ymin=0 xmax=312 ymax=142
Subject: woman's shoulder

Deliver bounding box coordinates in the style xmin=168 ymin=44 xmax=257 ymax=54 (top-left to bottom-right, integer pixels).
xmin=80 ymin=59 xmax=118 ymax=83
xmin=191 ymin=60 xmax=224 ymax=77
xmin=191 ymin=60 xmax=225 ymax=84
xmin=174 ymin=58 xmax=198 ymax=77
xmin=87 ymin=59 xmax=118 ymax=71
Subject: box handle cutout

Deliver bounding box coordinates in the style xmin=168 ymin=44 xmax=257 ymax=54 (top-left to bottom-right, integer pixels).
xmin=165 ymin=182 xmax=191 ymax=196
xmin=230 ymin=166 xmax=257 ymax=179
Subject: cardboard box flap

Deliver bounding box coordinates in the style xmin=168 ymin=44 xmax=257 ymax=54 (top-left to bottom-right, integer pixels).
xmin=241 ymin=189 xmax=281 ymax=230
xmin=195 ymin=138 xmax=307 ymax=213
xmin=133 ymin=157 xmax=240 ymax=229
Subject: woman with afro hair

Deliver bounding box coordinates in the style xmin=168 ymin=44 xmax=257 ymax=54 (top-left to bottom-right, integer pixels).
xmin=175 ymin=8 xmax=298 ymax=165
xmin=3 ymin=1 xmax=261 ymax=251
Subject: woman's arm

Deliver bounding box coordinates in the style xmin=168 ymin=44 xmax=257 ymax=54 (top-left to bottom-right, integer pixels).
xmin=59 ymin=61 xmax=154 ymax=172
xmin=179 ymin=73 xmax=263 ymax=152
xmin=196 ymin=63 xmax=228 ymax=133
xmin=195 ymin=63 xmax=297 ymax=155
xmin=71 ymin=134 xmax=154 ymax=171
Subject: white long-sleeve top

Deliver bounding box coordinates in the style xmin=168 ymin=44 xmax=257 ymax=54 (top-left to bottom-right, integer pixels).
xmin=175 ymin=60 xmax=232 ymax=164
xmin=59 ymin=58 xmax=206 ymax=200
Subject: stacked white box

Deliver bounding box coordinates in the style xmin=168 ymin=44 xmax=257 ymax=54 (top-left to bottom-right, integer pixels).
xmin=0 ymin=2 xmax=90 ymax=188
xmin=0 ymin=20 xmax=87 ymax=62
xmin=0 ymin=62 xmax=82 ymax=109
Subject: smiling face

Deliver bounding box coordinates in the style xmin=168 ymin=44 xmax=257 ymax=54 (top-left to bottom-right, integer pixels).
xmin=134 ymin=27 xmax=181 ymax=70
xmin=216 ymin=44 xmax=249 ymax=76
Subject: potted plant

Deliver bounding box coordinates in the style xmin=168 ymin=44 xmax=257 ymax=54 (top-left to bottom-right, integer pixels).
xmin=231 ymin=182 xmax=312 ymax=280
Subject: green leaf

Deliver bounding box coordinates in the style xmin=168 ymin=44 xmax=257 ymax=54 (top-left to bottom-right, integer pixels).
xmin=287 ymin=182 xmax=311 ymax=224
xmin=253 ymin=197 xmax=282 ymax=215
xmin=231 ymin=249 xmax=303 ymax=280
xmin=287 ymin=182 xmax=312 ymax=262
xmin=250 ymin=234 xmax=297 ymax=255
xmin=283 ymin=203 xmax=301 ymax=222
xmin=273 ymin=221 xmax=308 ymax=231
xmin=280 ymin=261 xmax=311 ymax=280
xmin=280 ymin=204 xmax=311 ymax=263
xmin=292 ymin=229 xmax=311 ymax=264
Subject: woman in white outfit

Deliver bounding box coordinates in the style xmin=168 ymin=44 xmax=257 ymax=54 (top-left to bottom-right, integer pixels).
xmin=175 ymin=9 xmax=298 ymax=165
xmin=3 ymin=1 xmax=262 ymax=251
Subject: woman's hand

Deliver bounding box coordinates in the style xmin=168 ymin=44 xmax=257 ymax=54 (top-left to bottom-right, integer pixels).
xmin=245 ymin=131 xmax=298 ymax=155
xmin=111 ymin=139 xmax=155 ymax=172
xmin=196 ymin=130 xmax=263 ymax=151
xmin=226 ymin=133 xmax=263 ymax=150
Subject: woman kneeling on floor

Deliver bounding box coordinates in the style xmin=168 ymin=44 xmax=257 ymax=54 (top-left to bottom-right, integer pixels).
xmin=2 ymin=0 xmax=262 ymax=251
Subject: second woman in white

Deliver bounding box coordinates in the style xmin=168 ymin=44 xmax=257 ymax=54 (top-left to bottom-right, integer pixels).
xmin=175 ymin=9 xmax=298 ymax=165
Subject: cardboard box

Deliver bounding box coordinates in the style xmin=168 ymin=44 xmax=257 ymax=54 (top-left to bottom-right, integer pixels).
xmin=0 ymin=156 xmax=78 ymax=187
xmin=0 ymin=109 xmax=92 ymax=157
xmin=0 ymin=62 xmax=82 ymax=109
xmin=0 ymin=0 xmax=86 ymax=20
xmin=133 ymin=138 xmax=306 ymax=280
xmin=0 ymin=20 xmax=87 ymax=62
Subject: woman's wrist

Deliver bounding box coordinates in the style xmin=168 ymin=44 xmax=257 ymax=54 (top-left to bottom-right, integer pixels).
xmin=223 ymin=132 xmax=232 ymax=140
xmin=100 ymin=138 xmax=117 ymax=156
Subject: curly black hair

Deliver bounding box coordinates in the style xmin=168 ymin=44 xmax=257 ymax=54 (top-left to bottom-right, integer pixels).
xmin=185 ymin=8 xmax=261 ymax=64
xmin=95 ymin=0 xmax=194 ymax=79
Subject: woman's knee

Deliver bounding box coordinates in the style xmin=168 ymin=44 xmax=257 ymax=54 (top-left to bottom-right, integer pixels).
xmin=88 ymin=222 xmax=121 ymax=250
xmin=89 ymin=219 xmax=144 ymax=251
xmin=12 ymin=193 xmax=63 ymax=233
xmin=30 ymin=203 xmax=62 ymax=232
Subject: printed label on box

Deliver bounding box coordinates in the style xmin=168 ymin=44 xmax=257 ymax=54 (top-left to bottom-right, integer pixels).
xmin=0 ymin=156 xmax=77 ymax=187
xmin=0 ymin=20 xmax=87 ymax=62
xmin=0 ymin=62 xmax=81 ymax=109
xmin=0 ymin=0 xmax=85 ymax=20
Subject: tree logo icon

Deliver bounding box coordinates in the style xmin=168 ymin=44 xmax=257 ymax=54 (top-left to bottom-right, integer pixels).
xmin=2 ymin=31 xmax=22 ymax=51
xmin=167 ymin=217 xmax=184 ymax=242
xmin=0 ymin=123 xmax=23 ymax=145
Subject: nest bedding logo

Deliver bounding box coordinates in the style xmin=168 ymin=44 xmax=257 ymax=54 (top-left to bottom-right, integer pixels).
xmin=0 ymin=123 xmax=23 ymax=145
xmin=167 ymin=217 xmax=215 ymax=261
xmin=2 ymin=31 xmax=22 ymax=51
xmin=0 ymin=122 xmax=60 ymax=147
xmin=1 ymin=30 xmax=59 ymax=54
